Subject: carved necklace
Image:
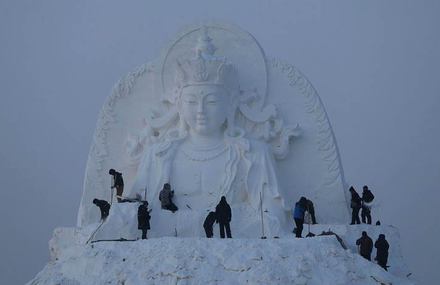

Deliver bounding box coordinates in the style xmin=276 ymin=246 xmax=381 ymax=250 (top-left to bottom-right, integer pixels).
xmin=181 ymin=141 xmax=228 ymax=161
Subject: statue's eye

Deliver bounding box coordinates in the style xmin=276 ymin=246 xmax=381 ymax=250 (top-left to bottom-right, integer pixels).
xmin=184 ymin=96 xmax=197 ymax=104
xmin=206 ymin=95 xmax=219 ymax=105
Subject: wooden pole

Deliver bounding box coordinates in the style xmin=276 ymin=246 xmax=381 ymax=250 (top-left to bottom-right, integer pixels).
xmin=144 ymin=186 xmax=147 ymax=201
xmin=260 ymin=192 xmax=266 ymax=239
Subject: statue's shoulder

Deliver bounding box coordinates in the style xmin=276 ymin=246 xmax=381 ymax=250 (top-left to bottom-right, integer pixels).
xmin=147 ymin=138 xmax=182 ymax=158
xmin=226 ymin=135 xmax=271 ymax=159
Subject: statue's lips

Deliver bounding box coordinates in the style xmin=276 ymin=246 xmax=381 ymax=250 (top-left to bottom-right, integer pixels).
xmin=196 ymin=117 xmax=207 ymax=124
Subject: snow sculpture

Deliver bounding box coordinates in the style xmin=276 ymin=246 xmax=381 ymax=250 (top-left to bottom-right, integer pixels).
xmin=78 ymin=24 xmax=350 ymax=236
xmin=130 ymin=28 xmax=293 ymax=237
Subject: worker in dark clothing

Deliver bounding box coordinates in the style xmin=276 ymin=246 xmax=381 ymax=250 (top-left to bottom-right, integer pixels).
xmin=361 ymin=185 xmax=375 ymax=224
xmin=375 ymin=234 xmax=390 ymax=271
xmin=349 ymin=186 xmax=362 ymax=225
xmin=215 ymin=196 xmax=232 ymax=238
xmin=137 ymin=201 xmax=151 ymax=239
xmin=292 ymin=197 xmax=307 ymax=238
xmin=109 ymin=169 xmax=124 ymax=202
xmin=305 ymin=199 xmax=317 ymax=224
xmin=203 ymin=211 xmax=217 ymax=238
xmin=93 ymin=198 xmax=110 ymax=221
xmin=159 ymin=183 xmax=178 ymax=212
xmin=356 ymin=231 xmax=373 ymax=260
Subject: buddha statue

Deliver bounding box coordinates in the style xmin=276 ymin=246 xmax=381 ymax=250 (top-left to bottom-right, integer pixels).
xmin=131 ymin=31 xmax=289 ymax=237
xmin=79 ymin=25 xmax=349 ymax=231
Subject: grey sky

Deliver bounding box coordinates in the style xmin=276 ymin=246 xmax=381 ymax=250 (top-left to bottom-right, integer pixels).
xmin=0 ymin=0 xmax=439 ymax=284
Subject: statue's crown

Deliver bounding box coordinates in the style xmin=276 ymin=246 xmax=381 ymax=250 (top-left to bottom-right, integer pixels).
xmin=174 ymin=29 xmax=239 ymax=93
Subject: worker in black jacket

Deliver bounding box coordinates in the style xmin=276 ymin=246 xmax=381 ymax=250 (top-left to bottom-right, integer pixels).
xmin=203 ymin=211 xmax=217 ymax=238
xmin=361 ymin=185 xmax=375 ymax=224
xmin=109 ymin=169 xmax=124 ymax=202
xmin=375 ymin=234 xmax=390 ymax=271
xmin=356 ymin=231 xmax=373 ymax=260
xmin=349 ymin=186 xmax=362 ymax=224
xmin=215 ymin=196 xmax=232 ymax=238
xmin=92 ymin=198 xmax=110 ymax=221
xmin=137 ymin=201 xmax=151 ymax=239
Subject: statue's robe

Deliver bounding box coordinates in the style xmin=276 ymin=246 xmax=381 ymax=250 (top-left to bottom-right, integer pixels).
xmin=131 ymin=135 xmax=288 ymax=238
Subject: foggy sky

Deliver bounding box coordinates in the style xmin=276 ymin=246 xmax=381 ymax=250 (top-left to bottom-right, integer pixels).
xmin=0 ymin=0 xmax=439 ymax=284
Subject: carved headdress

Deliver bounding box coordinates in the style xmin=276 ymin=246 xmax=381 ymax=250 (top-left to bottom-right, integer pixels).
xmin=174 ymin=29 xmax=240 ymax=96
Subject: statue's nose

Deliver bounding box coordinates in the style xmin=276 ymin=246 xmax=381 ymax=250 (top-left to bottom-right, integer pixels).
xmin=197 ymin=101 xmax=205 ymax=113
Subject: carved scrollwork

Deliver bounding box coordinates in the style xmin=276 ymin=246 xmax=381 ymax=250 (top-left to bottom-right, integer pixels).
xmin=270 ymin=58 xmax=345 ymax=186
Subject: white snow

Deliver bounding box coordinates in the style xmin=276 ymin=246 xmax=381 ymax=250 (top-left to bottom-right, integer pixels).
xmin=28 ymin=221 xmax=414 ymax=285
xmin=78 ymin=24 xmax=350 ymax=228
xmin=92 ymin=202 xmax=288 ymax=241
xmin=30 ymin=23 xmax=415 ymax=285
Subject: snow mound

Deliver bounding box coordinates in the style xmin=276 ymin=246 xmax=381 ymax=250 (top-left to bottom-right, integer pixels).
xmin=29 ymin=227 xmax=414 ymax=285
xmin=90 ymin=203 xmax=285 ymax=240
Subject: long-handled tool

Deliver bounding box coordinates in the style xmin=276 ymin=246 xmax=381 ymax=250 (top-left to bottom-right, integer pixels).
xmin=260 ymin=192 xmax=266 ymax=239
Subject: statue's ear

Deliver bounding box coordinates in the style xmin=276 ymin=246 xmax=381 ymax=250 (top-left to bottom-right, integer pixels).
xmin=226 ymin=95 xmax=239 ymax=136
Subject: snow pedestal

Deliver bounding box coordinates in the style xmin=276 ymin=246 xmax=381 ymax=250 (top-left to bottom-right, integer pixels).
xmin=30 ymin=223 xmax=414 ymax=285
xmin=93 ymin=203 xmax=288 ymax=240
xmin=301 ymin=224 xmax=411 ymax=279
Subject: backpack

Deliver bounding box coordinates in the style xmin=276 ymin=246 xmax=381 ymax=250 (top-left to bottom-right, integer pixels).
xmin=304 ymin=212 xmax=313 ymax=224
xmin=363 ymin=190 xmax=375 ymax=203
xmin=351 ymin=200 xmax=360 ymax=208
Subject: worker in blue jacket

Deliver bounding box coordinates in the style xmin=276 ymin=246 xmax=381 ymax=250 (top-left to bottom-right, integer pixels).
xmin=292 ymin=197 xmax=307 ymax=238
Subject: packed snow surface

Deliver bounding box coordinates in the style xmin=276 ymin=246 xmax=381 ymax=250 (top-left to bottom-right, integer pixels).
xmin=28 ymin=224 xmax=414 ymax=285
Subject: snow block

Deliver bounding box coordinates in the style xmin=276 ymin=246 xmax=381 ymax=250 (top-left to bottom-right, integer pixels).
xmin=29 ymin=226 xmax=414 ymax=285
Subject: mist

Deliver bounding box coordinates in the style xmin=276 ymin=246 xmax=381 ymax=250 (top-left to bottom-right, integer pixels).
xmin=0 ymin=1 xmax=439 ymax=284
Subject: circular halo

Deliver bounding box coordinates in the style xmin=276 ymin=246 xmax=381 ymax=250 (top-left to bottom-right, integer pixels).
xmin=160 ymin=23 xmax=268 ymax=109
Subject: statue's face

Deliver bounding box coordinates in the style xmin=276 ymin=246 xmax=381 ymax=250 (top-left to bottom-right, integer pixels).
xmin=180 ymin=85 xmax=228 ymax=136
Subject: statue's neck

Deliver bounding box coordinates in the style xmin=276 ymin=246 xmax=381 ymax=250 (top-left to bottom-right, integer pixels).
xmin=187 ymin=130 xmax=224 ymax=150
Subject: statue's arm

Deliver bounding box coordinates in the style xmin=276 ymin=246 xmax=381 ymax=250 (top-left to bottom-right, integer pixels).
xmin=246 ymin=141 xmax=284 ymax=208
xmin=131 ymin=147 xmax=153 ymax=197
